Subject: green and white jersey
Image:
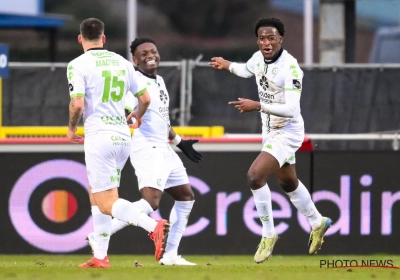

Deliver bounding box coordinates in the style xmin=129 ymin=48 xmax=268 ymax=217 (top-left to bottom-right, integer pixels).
xmin=125 ymin=71 xmax=170 ymax=148
xmin=67 ymin=48 xmax=146 ymax=137
xmin=246 ymin=49 xmax=304 ymax=135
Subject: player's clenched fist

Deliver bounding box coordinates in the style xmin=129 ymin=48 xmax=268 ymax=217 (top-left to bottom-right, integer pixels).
xmin=126 ymin=111 xmax=142 ymax=128
xmin=67 ymin=127 xmax=83 ymax=143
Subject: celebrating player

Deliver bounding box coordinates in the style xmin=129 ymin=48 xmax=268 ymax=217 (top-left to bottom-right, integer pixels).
xmin=66 ymin=18 xmax=169 ymax=268
xmin=209 ymin=17 xmax=331 ymax=263
xmin=86 ymin=37 xmax=202 ymax=265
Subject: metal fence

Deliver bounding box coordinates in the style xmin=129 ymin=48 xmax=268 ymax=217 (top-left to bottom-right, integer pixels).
xmin=3 ymin=61 xmax=400 ymax=150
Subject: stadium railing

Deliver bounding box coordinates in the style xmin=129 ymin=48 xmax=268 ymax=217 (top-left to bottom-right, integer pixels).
xmin=0 ymin=125 xmax=225 ymax=138
xmin=2 ymin=61 xmax=224 ymax=138
xmin=224 ymin=132 xmax=400 ymax=151
xmin=2 ymin=62 xmax=399 ymax=150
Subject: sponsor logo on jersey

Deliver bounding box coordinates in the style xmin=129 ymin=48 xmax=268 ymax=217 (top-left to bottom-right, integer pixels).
xmin=159 ymin=106 xmax=170 ymax=121
xmin=111 ymin=135 xmax=127 ymax=141
xmin=159 ymin=90 xmax=168 ymax=104
xmin=292 ymin=79 xmax=301 ymax=90
xmin=101 ymin=115 xmax=127 ymax=125
xmin=69 ymin=82 xmax=74 ymax=92
xmin=258 ymin=90 xmax=275 ymax=104
xmin=259 ymin=76 xmax=269 ymax=90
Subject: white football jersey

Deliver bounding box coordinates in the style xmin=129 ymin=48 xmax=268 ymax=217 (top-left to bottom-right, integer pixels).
xmin=67 ymin=48 xmax=146 ymax=137
xmin=125 ymin=71 xmax=170 ymax=148
xmin=246 ymin=49 xmax=304 ymax=135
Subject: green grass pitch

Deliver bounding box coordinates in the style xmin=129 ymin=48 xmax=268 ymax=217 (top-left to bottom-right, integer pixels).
xmin=0 ymin=255 xmax=399 ymax=280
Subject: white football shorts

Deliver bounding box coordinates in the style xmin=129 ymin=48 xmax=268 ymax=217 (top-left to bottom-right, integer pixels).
xmin=261 ymin=129 xmax=304 ymax=167
xmin=84 ymin=132 xmax=131 ymax=193
xmin=130 ymin=142 xmax=189 ymax=191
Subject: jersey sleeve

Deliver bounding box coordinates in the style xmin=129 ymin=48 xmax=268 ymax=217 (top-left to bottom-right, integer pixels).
xmin=126 ymin=63 xmax=147 ymax=97
xmin=67 ymin=60 xmax=85 ymax=98
xmin=245 ymin=53 xmax=257 ymax=75
xmin=283 ymin=60 xmax=304 ymax=94
xmin=124 ymin=91 xmax=137 ymax=112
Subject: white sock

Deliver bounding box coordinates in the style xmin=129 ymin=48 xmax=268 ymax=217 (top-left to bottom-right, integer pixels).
xmin=110 ymin=199 xmax=154 ymax=235
xmin=111 ymin=198 xmax=157 ymax=233
xmin=251 ymin=185 xmax=275 ymax=238
xmin=286 ymin=180 xmax=322 ymax=230
xmin=91 ymin=206 xmax=111 ymax=259
xmin=164 ymin=200 xmax=194 ymax=258
xmin=169 ymin=205 xmax=178 ymax=224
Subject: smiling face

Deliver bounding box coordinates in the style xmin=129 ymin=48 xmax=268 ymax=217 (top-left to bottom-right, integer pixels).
xmin=257 ymin=26 xmax=282 ymax=60
xmin=132 ymin=42 xmax=160 ymax=75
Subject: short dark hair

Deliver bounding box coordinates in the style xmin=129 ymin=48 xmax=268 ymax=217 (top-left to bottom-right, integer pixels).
xmin=254 ymin=17 xmax=285 ymax=37
xmin=80 ymin=18 xmax=104 ymax=41
xmin=130 ymin=37 xmax=157 ymax=55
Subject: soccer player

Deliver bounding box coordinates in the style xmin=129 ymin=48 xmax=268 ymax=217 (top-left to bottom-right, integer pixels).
xmin=208 ymin=17 xmax=332 ymax=263
xmin=66 ymin=18 xmax=170 ymax=268
xmin=87 ymin=37 xmax=201 ymax=265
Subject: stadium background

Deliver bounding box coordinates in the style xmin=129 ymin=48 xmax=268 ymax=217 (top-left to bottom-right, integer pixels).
xmin=0 ymin=0 xmax=399 ymax=257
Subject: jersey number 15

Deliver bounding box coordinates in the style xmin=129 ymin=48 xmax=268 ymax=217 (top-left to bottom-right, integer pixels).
xmin=101 ymin=70 xmax=126 ymax=103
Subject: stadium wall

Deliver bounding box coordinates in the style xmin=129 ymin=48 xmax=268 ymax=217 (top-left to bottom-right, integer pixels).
xmin=1 ymin=140 xmax=399 ymax=255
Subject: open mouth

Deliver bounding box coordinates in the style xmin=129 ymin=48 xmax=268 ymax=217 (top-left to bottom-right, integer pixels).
xmin=146 ymin=59 xmax=156 ymax=65
xmin=262 ymin=48 xmax=272 ymax=55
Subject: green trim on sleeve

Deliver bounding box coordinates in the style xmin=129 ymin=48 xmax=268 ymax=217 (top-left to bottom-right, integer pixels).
xmin=245 ymin=64 xmax=254 ymax=75
xmin=125 ymin=106 xmax=133 ymax=113
xmin=134 ymin=88 xmax=147 ymax=97
xmin=70 ymin=93 xmax=85 ymax=98
xmin=284 ymin=88 xmax=302 ymax=93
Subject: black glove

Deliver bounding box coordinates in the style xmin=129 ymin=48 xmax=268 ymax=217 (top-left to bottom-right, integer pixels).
xmin=176 ymin=139 xmax=203 ymax=163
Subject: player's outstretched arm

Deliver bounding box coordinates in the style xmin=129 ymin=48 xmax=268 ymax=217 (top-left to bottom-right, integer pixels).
xmin=209 ymin=57 xmax=231 ymax=70
xmin=169 ymin=127 xmax=203 ymax=163
xmin=209 ymin=57 xmax=253 ymax=78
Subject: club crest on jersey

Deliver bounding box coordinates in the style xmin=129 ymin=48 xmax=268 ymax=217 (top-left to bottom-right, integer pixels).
xmin=259 ymin=76 xmax=269 ymax=90
xmin=292 ymin=79 xmax=301 ymax=90
xmin=159 ymin=90 xmax=168 ymax=104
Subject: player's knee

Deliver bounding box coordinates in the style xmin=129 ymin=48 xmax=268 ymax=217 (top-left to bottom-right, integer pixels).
xmin=247 ymin=171 xmax=265 ymax=190
xmin=277 ymin=178 xmax=298 ymax=192
xmin=177 ymin=189 xmax=195 ymax=201
xmin=148 ymin=200 xmax=160 ymax=211
xmin=96 ymin=202 xmax=113 ymax=216
xmin=188 ymin=192 xmax=195 ymax=201
xmin=182 ymin=192 xmax=195 ymax=201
